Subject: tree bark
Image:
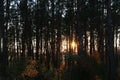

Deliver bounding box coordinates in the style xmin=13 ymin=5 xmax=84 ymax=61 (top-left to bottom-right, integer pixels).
xmin=107 ymin=0 xmax=116 ymax=79
xmin=0 ymin=0 xmax=9 ymax=79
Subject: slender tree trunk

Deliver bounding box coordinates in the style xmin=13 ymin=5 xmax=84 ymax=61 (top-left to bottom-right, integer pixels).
xmin=100 ymin=0 xmax=105 ymax=63
xmin=99 ymin=27 xmax=104 ymax=62
xmin=76 ymin=0 xmax=83 ymax=54
xmin=40 ymin=28 xmax=43 ymax=63
xmin=90 ymin=26 xmax=94 ymax=55
xmin=50 ymin=0 xmax=57 ymax=68
xmin=105 ymin=27 xmax=109 ymax=64
xmin=16 ymin=11 xmax=19 ymax=61
xmin=0 ymin=0 xmax=9 ymax=79
xmin=45 ymin=26 xmax=50 ymax=69
xmin=20 ymin=0 xmax=26 ymax=58
xmin=107 ymin=0 xmax=116 ymax=79
xmin=115 ymin=26 xmax=118 ymax=66
xmin=0 ymin=0 xmax=6 ymax=79
xmin=84 ymin=26 xmax=88 ymax=52
xmin=56 ymin=18 xmax=61 ymax=69
xmin=36 ymin=27 xmax=39 ymax=60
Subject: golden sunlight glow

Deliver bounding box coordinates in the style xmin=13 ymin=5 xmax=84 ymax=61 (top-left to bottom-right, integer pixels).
xmin=71 ymin=41 xmax=76 ymax=49
xmin=61 ymin=37 xmax=78 ymax=53
xmin=71 ymin=40 xmax=77 ymax=53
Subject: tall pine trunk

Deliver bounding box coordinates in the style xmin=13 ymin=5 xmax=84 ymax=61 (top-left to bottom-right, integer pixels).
xmin=107 ymin=0 xmax=116 ymax=79
xmin=0 ymin=0 xmax=6 ymax=79
xmin=0 ymin=0 xmax=9 ymax=79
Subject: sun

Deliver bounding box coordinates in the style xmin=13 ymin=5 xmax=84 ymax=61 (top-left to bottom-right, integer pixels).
xmin=71 ymin=40 xmax=77 ymax=53
xmin=71 ymin=41 xmax=76 ymax=49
